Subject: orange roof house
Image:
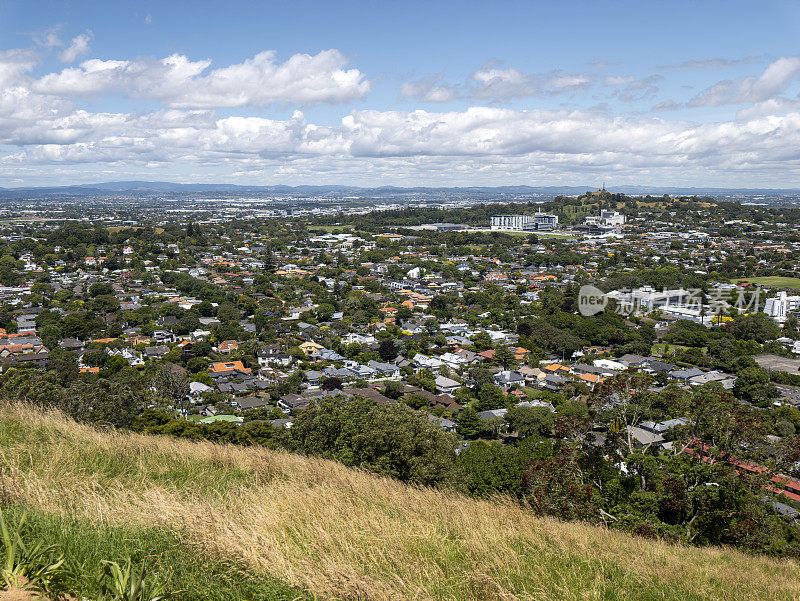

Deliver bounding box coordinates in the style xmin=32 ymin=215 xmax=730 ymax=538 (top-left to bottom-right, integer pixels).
xmin=209 ymin=360 xmax=251 ymax=374
xmin=575 ymin=372 xmax=604 ymax=385
xmin=508 ymin=346 xmax=530 ymax=361
xmin=217 ymin=340 xmax=239 ymax=353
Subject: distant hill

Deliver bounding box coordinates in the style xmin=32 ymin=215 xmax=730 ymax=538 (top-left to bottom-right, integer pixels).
xmin=1 ymin=403 xmax=798 ymax=601
xmin=1 ymin=180 xmax=800 ymax=198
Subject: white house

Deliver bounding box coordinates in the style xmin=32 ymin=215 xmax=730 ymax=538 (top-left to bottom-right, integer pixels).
xmin=593 ymin=358 xmax=627 ymax=372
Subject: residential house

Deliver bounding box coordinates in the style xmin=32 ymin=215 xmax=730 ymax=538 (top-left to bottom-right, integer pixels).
xmin=517 ymin=399 xmax=555 ymax=412
xmin=107 ymin=347 xmax=144 ymax=367
xmin=58 ymin=337 xmax=84 ymax=352
xmin=209 ymin=360 xmax=252 ymax=374
xmin=312 ymin=348 xmax=345 ymax=362
xmin=258 ymin=345 xmax=291 ymax=367
xmin=189 ymin=381 xmax=212 ymax=402
xmin=305 ymin=370 xmax=322 ymax=388
xmin=541 ymin=373 xmax=566 ymax=392
xmin=367 ymin=360 xmax=400 ymax=379
xmin=669 ymin=367 xmax=705 ymax=383
xmin=435 ymin=375 xmax=461 ymax=395
xmin=428 ymin=414 xmax=456 ymax=431
xmin=493 ymin=370 xmax=526 ymax=389
xmin=144 ymin=345 xmax=170 ymax=359
xmin=478 ymin=408 xmax=508 ymax=421
xmin=412 ymin=353 xmax=444 ymax=371
xmin=299 ymin=341 xmax=324 ymax=355
xmin=688 ymin=370 xmax=736 ymax=389
xmin=258 ymin=367 xmax=290 ymax=385
xmin=618 ymin=354 xmax=649 ymax=368
xmin=519 ymin=365 xmax=546 ymax=386
xmin=233 ymin=396 xmax=272 ymax=411
xmin=342 ymin=332 xmax=377 ymax=345
xmin=626 ymin=425 xmax=667 ymax=449
xmin=216 ymin=340 xmax=239 ymax=354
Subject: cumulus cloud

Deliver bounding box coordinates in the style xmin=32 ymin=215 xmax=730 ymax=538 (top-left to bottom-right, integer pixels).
xmin=470 ymin=63 xmax=592 ymax=99
xmin=59 ymin=32 xmax=92 ymax=63
xmin=399 ymin=61 xmax=596 ymax=104
xmin=34 ymin=49 xmax=370 ymax=108
xmin=6 ymin=100 xmax=800 ymax=179
xmin=0 ymin=49 xmax=38 ymax=87
xmin=735 ymin=98 xmax=800 ymax=120
xmin=689 ymin=56 xmax=800 ymax=106
xmin=4 ymin=42 xmax=800 ymax=186
xmin=399 ymin=75 xmax=459 ymax=102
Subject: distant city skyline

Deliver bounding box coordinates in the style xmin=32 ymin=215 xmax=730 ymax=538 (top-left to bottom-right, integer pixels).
xmin=3 ymin=1 xmax=800 ymax=187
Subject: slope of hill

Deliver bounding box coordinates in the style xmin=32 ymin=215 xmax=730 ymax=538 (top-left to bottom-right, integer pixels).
xmin=0 ymin=403 xmax=798 ymax=601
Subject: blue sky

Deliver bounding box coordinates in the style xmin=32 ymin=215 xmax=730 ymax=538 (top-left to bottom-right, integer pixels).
xmin=2 ymin=0 xmax=800 ymax=187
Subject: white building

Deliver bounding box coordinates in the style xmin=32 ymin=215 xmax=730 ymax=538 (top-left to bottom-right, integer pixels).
xmin=765 ymin=291 xmax=788 ymax=323
xmin=606 ymin=286 xmax=691 ymax=311
xmin=490 ymin=212 xmax=558 ymax=231
xmin=600 ymin=210 xmax=625 ymax=226
xmin=586 ymin=210 xmax=626 ymax=228
xmin=407 ymin=266 xmax=422 ymax=279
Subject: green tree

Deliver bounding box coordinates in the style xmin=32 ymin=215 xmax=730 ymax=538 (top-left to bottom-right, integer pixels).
xmin=291 ymin=395 xmax=458 ymax=486
xmin=470 ymin=332 xmax=493 ymax=352
xmin=476 ymin=383 xmax=505 ymax=412
xmin=733 ymin=367 xmax=779 ymax=406
xmin=456 ymin=405 xmax=481 ymax=439
xmin=494 ymin=346 xmax=518 ymax=369
xmin=379 ymin=338 xmax=399 ymax=361
xmin=505 ymin=406 xmax=554 ymax=438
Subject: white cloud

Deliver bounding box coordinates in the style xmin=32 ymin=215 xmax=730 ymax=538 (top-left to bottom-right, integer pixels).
xmin=6 ymin=100 xmax=800 ymax=184
xmin=31 ymin=27 xmax=63 ymax=49
xmin=663 ymin=56 xmax=763 ymax=70
xmin=604 ymin=75 xmax=635 ymax=86
xmin=611 ymin=74 xmax=663 ymax=102
xmin=689 ymin=56 xmax=800 ymax=106
xmin=0 ymin=49 xmax=38 ymax=89
xmin=399 ymin=75 xmax=459 ymax=102
xmin=735 ymin=98 xmax=800 ymax=120
xmin=34 ymin=49 xmax=370 ymax=108
xmin=470 ymin=63 xmax=592 ymax=99
xmin=4 ymin=43 xmax=800 ymax=186
xmin=59 ymin=32 xmax=92 ymax=63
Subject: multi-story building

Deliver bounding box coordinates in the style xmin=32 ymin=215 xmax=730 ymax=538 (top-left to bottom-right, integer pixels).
xmin=490 ymin=212 xmax=558 ymax=231
xmin=765 ymin=291 xmax=788 ymax=323
xmin=584 ymin=210 xmax=626 ymax=230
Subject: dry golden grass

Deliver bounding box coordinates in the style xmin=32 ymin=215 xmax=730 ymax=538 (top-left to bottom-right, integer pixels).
xmin=0 ymin=403 xmax=798 ymax=601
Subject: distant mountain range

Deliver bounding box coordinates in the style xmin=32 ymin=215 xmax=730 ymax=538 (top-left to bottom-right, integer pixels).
xmin=0 ymin=181 xmax=799 ymax=198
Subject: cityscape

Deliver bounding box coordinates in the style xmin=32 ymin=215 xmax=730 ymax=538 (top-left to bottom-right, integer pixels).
xmin=2 ymin=2 xmax=800 ymax=600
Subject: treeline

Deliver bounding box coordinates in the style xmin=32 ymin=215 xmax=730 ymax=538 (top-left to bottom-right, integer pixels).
xmin=46 ymin=221 xmax=208 ymax=246
xmin=161 ymin=271 xmax=231 ymax=304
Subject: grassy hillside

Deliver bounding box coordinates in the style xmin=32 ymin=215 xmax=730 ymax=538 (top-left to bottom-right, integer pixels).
xmin=0 ymin=403 xmax=798 ymax=601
